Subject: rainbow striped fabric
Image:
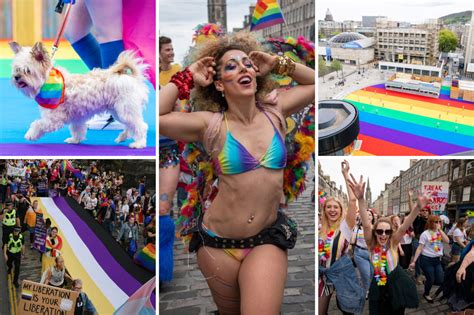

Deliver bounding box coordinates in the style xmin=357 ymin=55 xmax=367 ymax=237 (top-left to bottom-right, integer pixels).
xmin=34 ymin=67 xmax=65 ymax=109
xmin=250 ymin=0 xmax=285 ymax=31
xmin=61 ymin=160 xmax=84 ymax=179
xmin=345 ymin=84 xmax=474 ymax=156
xmin=134 ymin=243 xmax=156 ymax=273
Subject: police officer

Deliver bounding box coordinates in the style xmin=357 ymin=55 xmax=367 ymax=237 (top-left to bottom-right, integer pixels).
xmin=3 ymin=226 xmax=25 ymax=288
xmin=1 ymin=202 xmax=20 ymax=249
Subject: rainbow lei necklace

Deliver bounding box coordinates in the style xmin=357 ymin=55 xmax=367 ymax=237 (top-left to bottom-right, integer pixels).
xmin=319 ymin=230 xmax=335 ymax=264
xmin=372 ymin=246 xmax=388 ymax=286
xmin=430 ymin=230 xmax=442 ymax=252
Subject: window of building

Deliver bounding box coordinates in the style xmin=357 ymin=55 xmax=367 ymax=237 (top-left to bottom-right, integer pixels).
xmin=450 ymin=189 xmax=457 ymax=202
xmin=431 ymin=170 xmax=435 ymax=180
xmin=443 ymin=163 xmax=448 ymax=175
xmin=462 ymin=186 xmax=471 ymax=202
xmin=466 ymin=161 xmax=474 ymax=176
xmin=453 ymin=167 xmax=460 ymax=179
xmin=437 ymin=167 xmax=441 ymax=178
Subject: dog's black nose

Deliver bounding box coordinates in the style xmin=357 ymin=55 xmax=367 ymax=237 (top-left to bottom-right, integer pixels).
xmin=14 ymin=75 xmax=21 ymax=81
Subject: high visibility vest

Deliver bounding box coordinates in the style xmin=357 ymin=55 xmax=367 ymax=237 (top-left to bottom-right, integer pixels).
xmin=7 ymin=234 xmax=23 ymax=254
xmin=2 ymin=209 xmax=16 ymax=226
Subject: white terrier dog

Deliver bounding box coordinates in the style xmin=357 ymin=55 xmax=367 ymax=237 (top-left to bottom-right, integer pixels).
xmin=9 ymin=41 xmax=149 ymax=148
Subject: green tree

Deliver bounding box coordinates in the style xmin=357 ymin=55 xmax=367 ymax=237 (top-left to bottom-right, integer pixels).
xmin=439 ymin=29 xmax=458 ymax=53
xmin=319 ymin=56 xmax=328 ymax=80
xmin=330 ymin=60 xmax=343 ymax=77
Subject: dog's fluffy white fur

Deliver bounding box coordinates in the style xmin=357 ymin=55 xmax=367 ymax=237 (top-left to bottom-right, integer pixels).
xmin=9 ymin=41 xmax=149 ymax=148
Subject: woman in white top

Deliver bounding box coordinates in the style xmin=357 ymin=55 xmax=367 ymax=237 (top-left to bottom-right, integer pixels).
xmin=410 ymin=215 xmax=449 ymax=303
xmin=318 ymin=160 xmax=357 ymax=314
xmin=451 ymin=216 xmax=469 ymax=264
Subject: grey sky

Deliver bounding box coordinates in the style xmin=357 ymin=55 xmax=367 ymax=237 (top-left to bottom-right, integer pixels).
xmin=318 ymin=158 xmax=412 ymax=199
xmin=317 ymin=0 xmax=472 ymax=24
xmin=159 ymin=0 xmax=256 ymax=64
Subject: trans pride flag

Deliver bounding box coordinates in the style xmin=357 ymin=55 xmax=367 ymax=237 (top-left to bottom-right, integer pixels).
xmin=114 ymin=277 xmax=156 ymax=315
xmin=250 ymin=0 xmax=285 ymax=31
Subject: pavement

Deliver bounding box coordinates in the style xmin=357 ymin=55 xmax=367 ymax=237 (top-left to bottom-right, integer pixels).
xmin=318 ymin=64 xmax=393 ymax=101
xmin=159 ymin=168 xmax=316 ymax=315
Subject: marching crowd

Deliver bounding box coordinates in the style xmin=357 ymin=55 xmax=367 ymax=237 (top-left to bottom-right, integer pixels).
xmin=319 ymin=160 xmax=474 ymax=315
xmin=0 ymin=159 xmax=156 ymax=314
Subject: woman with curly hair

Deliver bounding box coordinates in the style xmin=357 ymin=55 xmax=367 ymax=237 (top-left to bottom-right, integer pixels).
xmin=160 ymin=32 xmax=314 ymax=314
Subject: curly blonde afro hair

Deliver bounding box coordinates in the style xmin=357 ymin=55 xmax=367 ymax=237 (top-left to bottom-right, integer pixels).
xmin=190 ymin=31 xmax=277 ymax=112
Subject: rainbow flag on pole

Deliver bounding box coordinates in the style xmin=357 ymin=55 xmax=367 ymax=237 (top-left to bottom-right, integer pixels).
xmin=250 ymin=0 xmax=285 ymax=31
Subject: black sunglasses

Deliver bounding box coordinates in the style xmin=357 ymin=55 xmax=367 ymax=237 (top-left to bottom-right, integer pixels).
xmin=375 ymin=229 xmax=392 ymax=236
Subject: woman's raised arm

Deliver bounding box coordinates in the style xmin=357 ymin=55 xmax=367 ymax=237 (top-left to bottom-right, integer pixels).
xmin=394 ymin=191 xmax=430 ymax=245
xmin=249 ymin=51 xmax=315 ymax=118
xmin=347 ymin=174 xmax=371 ymax=246
xmin=159 ymin=57 xmax=216 ymax=143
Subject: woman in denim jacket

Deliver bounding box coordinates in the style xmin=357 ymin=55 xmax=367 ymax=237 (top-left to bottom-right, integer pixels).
xmin=348 ymin=175 xmax=431 ymax=315
xmin=318 ymin=160 xmax=358 ymax=314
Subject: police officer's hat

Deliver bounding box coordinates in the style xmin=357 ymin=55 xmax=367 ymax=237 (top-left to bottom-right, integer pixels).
xmin=13 ymin=226 xmax=21 ymax=232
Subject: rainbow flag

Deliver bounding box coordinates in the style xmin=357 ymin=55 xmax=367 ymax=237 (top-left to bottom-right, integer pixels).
xmin=250 ymin=0 xmax=285 ymax=32
xmin=134 ymin=243 xmax=156 ymax=273
xmin=61 ymin=160 xmax=84 ymax=179
xmin=113 ymin=277 xmax=156 ymax=315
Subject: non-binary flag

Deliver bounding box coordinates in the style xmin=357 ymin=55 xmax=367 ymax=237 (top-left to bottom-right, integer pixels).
xmin=250 ymin=0 xmax=285 ymax=32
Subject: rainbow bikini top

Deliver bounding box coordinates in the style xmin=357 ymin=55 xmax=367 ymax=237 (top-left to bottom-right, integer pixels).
xmin=214 ymin=110 xmax=287 ymax=175
xmin=34 ymin=67 xmax=65 ymax=109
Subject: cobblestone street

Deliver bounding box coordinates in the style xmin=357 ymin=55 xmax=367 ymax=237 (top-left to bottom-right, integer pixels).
xmin=159 ymin=169 xmax=316 ymax=314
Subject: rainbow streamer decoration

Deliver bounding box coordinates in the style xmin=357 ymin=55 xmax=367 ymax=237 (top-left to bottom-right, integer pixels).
xmin=345 ymin=84 xmax=474 ymax=156
xmin=250 ymin=0 xmax=285 ymax=32
xmin=134 ymin=243 xmax=156 ymax=273
xmin=192 ymin=23 xmax=224 ymax=45
xmin=61 ymin=160 xmax=84 ymax=179
xmin=34 ymin=67 xmax=65 ymax=109
xmin=319 ymin=191 xmax=327 ymax=204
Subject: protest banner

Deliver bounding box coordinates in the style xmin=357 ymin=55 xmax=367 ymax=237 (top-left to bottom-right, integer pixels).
xmin=421 ymin=181 xmax=449 ymax=215
xmin=33 ymin=213 xmax=47 ymax=253
xmin=7 ymin=165 xmax=26 ymax=177
xmin=19 ymin=280 xmax=78 ymax=315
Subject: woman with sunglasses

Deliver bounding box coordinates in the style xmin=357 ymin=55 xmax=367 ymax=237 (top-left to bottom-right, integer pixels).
xmin=318 ymin=160 xmax=359 ymax=314
xmin=160 ymin=32 xmax=314 ymax=313
xmin=348 ymin=175 xmax=430 ymax=314
xmin=409 ymin=215 xmax=449 ymax=303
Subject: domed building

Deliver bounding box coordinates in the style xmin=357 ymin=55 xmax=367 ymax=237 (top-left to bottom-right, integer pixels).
xmin=328 ymin=32 xmax=367 ymax=44
xmin=319 ymin=31 xmax=375 ymax=66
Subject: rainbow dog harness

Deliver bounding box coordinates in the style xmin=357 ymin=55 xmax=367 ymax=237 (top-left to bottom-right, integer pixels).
xmin=34 ymin=67 xmax=65 ymax=109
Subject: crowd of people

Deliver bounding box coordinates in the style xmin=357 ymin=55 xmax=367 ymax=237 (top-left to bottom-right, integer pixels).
xmin=318 ymin=160 xmax=474 ymax=314
xmin=1 ymin=159 xmax=155 ymax=314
